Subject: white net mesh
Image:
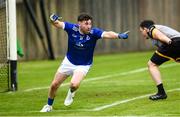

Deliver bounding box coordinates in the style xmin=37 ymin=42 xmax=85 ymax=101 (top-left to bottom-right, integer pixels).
xmin=0 ymin=0 xmax=9 ymax=92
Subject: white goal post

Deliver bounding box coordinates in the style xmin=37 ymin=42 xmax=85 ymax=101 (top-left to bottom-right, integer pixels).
xmin=8 ymin=0 xmax=17 ymax=91
xmin=8 ymin=0 xmax=17 ymax=61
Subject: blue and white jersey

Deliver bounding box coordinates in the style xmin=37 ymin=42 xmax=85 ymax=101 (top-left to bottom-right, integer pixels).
xmin=63 ymin=22 xmax=104 ymax=65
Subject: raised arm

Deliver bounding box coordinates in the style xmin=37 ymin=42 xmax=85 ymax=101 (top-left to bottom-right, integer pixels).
xmin=49 ymin=14 xmax=64 ymax=29
xmin=102 ymin=31 xmax=129 ymax=39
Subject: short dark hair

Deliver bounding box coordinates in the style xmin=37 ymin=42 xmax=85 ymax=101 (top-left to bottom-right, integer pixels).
xmin=77 ymin=13 xmax=93 ymax=22
xmin=140 ymin=20 xmax=155 ymax=28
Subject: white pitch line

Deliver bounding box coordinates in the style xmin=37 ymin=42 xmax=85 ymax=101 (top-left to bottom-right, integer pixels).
xmin=23 ymin=63 xmax=178 ymax=92
xmin=24 ymin=68 xmax=147 ymax=92
xmin=92 ymin=88 xmax=180 ymax=111
xmin=29 ymin=88 xmax=179 ymax=113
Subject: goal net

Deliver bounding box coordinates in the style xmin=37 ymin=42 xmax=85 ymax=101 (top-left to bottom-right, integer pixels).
xmin=0 ymin=0 xmax=9 ymax=92
xmin=0 ymin=0 xmax=17 ymax=92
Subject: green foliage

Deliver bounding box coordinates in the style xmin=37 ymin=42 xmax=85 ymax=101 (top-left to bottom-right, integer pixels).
xmin=0 ymin=51 xmax=179 ymax=116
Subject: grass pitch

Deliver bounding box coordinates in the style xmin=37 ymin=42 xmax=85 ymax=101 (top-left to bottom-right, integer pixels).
xmin=0 ymin=51 xmax=179 ymax=116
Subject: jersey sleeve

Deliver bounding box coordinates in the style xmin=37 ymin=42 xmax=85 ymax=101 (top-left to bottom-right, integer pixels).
xmin=92 ymin=28 xmax=104 ymax=39
xmin=148 ymin=25 xmax=156 ymax=38
xmin=64 ymin=22 xmax=75 ymax=32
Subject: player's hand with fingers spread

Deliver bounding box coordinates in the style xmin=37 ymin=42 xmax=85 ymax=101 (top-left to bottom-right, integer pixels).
xmin=118 ymin=33 xmax=128 ymax=39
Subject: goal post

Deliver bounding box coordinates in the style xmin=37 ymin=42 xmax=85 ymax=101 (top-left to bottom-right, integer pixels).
xmin=0 ymin=0 xmax=17 ymax=92
xmin=8 ymin=0 xmax=17 ymax=91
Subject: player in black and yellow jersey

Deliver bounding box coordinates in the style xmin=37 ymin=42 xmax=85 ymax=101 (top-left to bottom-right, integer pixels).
xmin=139 ymin=20 xmax=180 ymax=100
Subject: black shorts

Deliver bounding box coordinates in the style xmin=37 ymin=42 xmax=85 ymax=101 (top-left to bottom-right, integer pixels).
xmin=150 ymin=37 xmax=180 ymax=65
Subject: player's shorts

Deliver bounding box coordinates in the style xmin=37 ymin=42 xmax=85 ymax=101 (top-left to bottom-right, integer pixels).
xmin=150 ymin=37 xmax=180 ymax=65
xmin=57 ymin=56 xmax=91 ymax=76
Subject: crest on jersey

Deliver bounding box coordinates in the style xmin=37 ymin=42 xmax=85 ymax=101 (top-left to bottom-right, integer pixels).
xmin=72 ymin=26 xmax=78 ymax=32
xmin=86 ymin=35 xmax=90 ymax=40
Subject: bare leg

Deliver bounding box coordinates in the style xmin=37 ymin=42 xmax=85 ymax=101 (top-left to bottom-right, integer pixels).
xmin=48 ymin=71 xmax=68 ymax=99
xmin=40 ymin=71 xmax=68 ymax=112
xmin=64 ymin=70 xmax=85 ymax=106
xmin=70 ymin=70 xmax=85 ymax=92
xmin=147 ymin=60 xmax=162 ymax=85
xmin=147 ymin=60 xmax=167 ymax=100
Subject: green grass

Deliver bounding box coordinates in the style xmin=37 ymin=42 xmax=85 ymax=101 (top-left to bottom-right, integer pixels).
xmin=0 ymin=51 xmax=180 ymax=116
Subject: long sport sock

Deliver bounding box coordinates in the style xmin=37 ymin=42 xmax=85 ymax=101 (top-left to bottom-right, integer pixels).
xmin=157 ymin=83 xmax=166 ymax=95
xmin=48 ymin=98 xmax=54 ymax=106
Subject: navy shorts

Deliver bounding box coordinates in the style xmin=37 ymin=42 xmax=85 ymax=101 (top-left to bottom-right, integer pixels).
xmin=150 ymin=37 xmax=180 ymax=65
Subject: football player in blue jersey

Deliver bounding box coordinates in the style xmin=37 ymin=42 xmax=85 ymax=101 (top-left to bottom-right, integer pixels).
xmin=40 ymin=13 xmax=128 ymax=112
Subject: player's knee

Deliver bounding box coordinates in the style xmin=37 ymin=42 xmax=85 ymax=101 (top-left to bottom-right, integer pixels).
xmin=147 ymin=60 xmax=157 ymax=69
xmin=70 ymin=82 xmax=79 ymax=89
xmin=148 ymin=61 xmax=153 ymax=68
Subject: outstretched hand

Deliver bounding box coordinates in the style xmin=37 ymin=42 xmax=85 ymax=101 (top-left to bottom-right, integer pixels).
xmin=49 ymin=14 xmax=61 ymax=22
xmin=118 ymin=33 xmax=128 ymax=39
xmin=118 ymin=30 xmax=130 ymax=39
